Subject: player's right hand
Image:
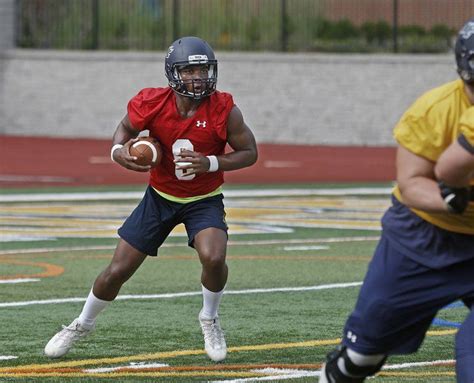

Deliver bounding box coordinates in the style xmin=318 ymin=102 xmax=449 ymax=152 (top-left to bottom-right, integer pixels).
xmin=115 ymin=139 xmax=152 ymax=172
xmin=438 ymin=181 xmax=470 ymax=214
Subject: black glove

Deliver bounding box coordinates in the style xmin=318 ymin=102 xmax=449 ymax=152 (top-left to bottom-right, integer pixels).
xmin=438 ymin=181 xmax=470 ymax=214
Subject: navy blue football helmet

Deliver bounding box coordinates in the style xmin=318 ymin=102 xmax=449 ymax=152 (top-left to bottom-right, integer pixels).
xmin=164 ymin=36 xmax=217 ymax=99
xmin=455 ymin=18 xmax=474 ymax=84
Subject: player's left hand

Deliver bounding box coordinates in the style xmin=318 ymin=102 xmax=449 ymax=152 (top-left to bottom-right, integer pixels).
xmin=174 ymin=149 xmax=211 ymax=176
xmin=438 ymin=181 xmax=470 ymax=214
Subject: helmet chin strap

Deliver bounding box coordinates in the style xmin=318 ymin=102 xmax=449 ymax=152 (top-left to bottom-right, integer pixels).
xmin=171 ymin=83 xmax=208 ymax=100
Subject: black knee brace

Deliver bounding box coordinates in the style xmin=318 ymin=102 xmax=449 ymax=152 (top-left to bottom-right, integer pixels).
xmin=323 ymin=345 xmax=386 ymax=383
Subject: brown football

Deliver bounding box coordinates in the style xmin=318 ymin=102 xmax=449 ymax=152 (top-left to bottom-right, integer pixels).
xmin=129 ymin=137 xmax=162 ymax=167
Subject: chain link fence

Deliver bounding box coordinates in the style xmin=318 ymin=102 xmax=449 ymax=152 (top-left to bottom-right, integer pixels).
xmin=15 ymin=0 xmax=474 ymax=52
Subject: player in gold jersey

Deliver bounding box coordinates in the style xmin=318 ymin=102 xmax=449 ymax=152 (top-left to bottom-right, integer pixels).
xmin=319 ymin=19 xmax=474 ymax=383
xmin=435 ymin=107 xmax=474 ymax=189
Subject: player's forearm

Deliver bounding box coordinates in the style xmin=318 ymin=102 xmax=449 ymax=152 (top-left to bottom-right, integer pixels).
xmin=435 ymin=165 xmax=472 ymax=187
xmin=398 ymin=177 xmax=447 ymax=212
xmin=216 ymin=148 xmax=258 ymax=171
xmin=434 ymin=142 xmax=474 ymax=187
xmin=112 ymin=117 xmax=139 ymax=145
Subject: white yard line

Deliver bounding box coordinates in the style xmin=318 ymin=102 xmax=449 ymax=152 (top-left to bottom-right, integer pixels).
xmin=212 ymin=369 xmax=320 ymax=382
xmin=0 ymin=356 xmax=18 ymax=361
xmin=0 ymin=278 xmax=40 ymax=284
xmin=283 ymin=245 xmax=330 ymax=251
xmin=84 ymin=362 xmax=170 ymax=373
xmin=0 ymin=236 xmax=379 ymax=256
xmin=0 ymin=282 xmax=362 ymax=308
xmin=210 ymin=359 xmax=456 ymax=383
xmin=382 ymin=359 xmax=456 ymax=370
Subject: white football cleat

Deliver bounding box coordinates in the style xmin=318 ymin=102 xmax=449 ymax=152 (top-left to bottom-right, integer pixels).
xmin=199 ymin=311 xmax=227 ymax=362
xmin=44 ymin=318 xmax=93 ymax=358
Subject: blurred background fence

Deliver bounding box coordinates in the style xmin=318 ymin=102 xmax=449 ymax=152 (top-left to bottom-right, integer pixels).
xmin=15 ymin=0 xmax=473 ymax=53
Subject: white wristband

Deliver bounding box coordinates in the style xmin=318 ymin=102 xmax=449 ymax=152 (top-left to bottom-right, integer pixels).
xmin=206 ymin=155 xmax=219 ymax=172
xmin=110 ymin=144 xmax=124 ymax=163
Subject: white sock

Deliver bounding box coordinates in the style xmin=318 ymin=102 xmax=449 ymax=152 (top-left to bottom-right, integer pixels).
xmin=337 ymin=349 xmax=386 ymax=377
xmin=347 ymin=349 xmax=385 ymax=365
xmin=200 ymin=284 xmax=225 ymax=320
xmin=78 ymin=289 xmax=109 ymax=329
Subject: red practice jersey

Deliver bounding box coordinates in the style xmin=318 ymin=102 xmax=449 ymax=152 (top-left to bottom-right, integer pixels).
xmin=127 ymin=87 xmax=235 ymax=198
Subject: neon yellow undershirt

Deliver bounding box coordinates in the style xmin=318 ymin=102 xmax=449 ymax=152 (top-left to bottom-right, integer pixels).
xmin=152 ymin=186 xmax=222 ymax=204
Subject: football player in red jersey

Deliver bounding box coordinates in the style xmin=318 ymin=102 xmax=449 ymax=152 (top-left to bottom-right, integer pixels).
xmin=45 ymin=36 xmax=258 ymax=362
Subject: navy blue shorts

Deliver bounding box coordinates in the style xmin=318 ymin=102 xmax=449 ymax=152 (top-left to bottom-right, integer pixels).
xmin=342 ymin=200 xmax=474 ymax=355
xmin=118 ymin=186 xmax=228 ymax=256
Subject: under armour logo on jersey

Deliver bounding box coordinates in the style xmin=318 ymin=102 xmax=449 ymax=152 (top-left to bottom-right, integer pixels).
xmin=196 ymin=120 xmax=207 ymax=128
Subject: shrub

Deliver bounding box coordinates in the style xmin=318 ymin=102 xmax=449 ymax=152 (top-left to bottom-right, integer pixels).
xmin=360 ymin=21 xmax=391 ymax=45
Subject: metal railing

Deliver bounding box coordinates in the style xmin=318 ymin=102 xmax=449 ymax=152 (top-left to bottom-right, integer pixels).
xmin=15 ymin=0 xmax=474 ymax=52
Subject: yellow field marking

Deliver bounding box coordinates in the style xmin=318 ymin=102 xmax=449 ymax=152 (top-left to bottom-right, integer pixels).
xmin=0 ymin=363 xmax=322 ymax=377
xmin=0 ymin=330 xmax=457 ymax=373
xmin=94 ymin=363 xmax=321 ymax=372
xmin=0 ymin=350 xmax=203 ymax=372
xmin=2 ymin=370 xmax=457 ymax=379
xmin=426 ymin=329 xmax=457 ymax=336
xmin=229 ymin=338 xmax=340 ymax=352
xmin=0 ymin=371 xmax=266 ymax=378
xmin=0 ymin=339 xmax=337 ymax=373
xmin=0 ymin=330 xmax=456 ymax=374
xmin=0 ymin=259 xmax=64 ymax=280
xmin=0 ymin=222 xmax=272 ymax=238
xmin=0 ymin=330 xmax=457 ymax=379
xmin=1 ymin=196 xmax=388 ymax=241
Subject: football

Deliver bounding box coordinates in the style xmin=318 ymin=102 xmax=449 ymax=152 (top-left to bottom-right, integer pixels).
xmin=129 ymin=137 xmax=162 ymax=167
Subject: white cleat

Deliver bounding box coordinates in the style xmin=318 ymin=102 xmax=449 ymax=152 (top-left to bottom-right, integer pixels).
xmin=44 ymin=318 xmax=93 ymax=358
xmin=199 ymin=311 xmax=227 ymax=362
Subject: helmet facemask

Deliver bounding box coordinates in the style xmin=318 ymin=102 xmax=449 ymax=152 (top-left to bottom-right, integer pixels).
xmin=457 ymin=53 xmax=474 ymax=84
xmin=455 ymin=19 xmax=474 ymax=84
xmin=170 ymin=61 xmax=218 ymax=100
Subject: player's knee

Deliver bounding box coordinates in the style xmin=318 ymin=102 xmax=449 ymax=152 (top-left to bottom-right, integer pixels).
xmin=320 ymin=345 xmax=386 ymax=383
xmin=103 ymin=263 xmax=133 ymax=285
xmin=199 ymin=249 xmax=226 ymax=270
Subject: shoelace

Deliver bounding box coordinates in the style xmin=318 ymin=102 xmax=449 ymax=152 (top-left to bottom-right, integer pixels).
xmin=202 ymin=319 xmax=225 ymax=348
xmin=57 ymin=323 xmax=86 ymax=341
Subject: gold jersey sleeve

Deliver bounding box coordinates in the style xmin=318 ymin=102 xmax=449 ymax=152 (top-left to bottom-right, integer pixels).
xmin=393 ymin=80 xmax=470 ymax=160
xmin=392 ymin=79 xmax=474 ymax=234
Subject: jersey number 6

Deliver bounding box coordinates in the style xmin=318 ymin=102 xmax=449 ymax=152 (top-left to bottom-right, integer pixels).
xmin=172 ymin=139 xmax=195 ymax=180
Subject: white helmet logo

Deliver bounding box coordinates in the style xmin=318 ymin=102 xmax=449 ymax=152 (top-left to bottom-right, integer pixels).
xmin=460 ymin=22 xmax=474 ymax=40
xmin=165 ymin=45 xmax=174 ymax=59
xmin=188 ymin=54 xmax=208 ymax=63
